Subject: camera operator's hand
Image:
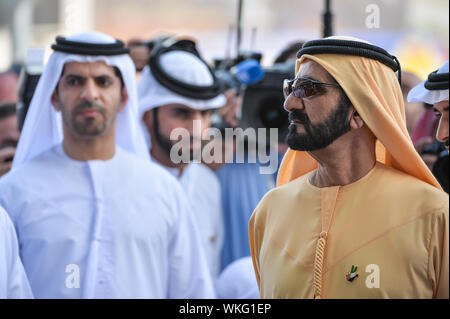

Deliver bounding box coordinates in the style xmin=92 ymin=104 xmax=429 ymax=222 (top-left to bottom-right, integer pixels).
xmin=0 ymin=147 xmax=15 ymax=178
xmin=217 ymin=89 xmax=241 ymax=128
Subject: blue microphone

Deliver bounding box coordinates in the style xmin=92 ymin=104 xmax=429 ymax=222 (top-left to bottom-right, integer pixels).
xmin=231 ymin=59 xmax=265 ymax=85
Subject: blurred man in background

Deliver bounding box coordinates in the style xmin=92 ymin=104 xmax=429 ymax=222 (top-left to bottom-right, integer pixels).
xmin=139 ymin=38 xmax=225 ymax=281
xmin=400 ymin=70 xmax=443 ymax=174
xmin=0 ymin=71 xmax=19 ymax=103
xmin=408 ymin=61 xmax=449 ymax=150
xmin=401 ymin=71 xmax=426 ymax=134
xmin=408 ymin=60 xmax=449 ymax=193
xmin=0 ymin=103 xmax=20 ymax=177
xmin=0 ymin=70 xmax=20 ymax=177
xmin=127 ymin=38 xmax=151 ymax=73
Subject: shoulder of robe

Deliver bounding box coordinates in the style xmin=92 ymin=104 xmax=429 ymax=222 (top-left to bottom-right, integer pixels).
xmin=0 ymin=149 xmax=57 ymax=192
xmin=196 ymin=163 xmax=220 ymax=183
xmin=374 ymin=163 xmax=449 ymax=215
xmin=191 ymin=163 xmax=221 ymax=192
xmin=118 ymin=148 xmax=182 ymax=188
xmin=120 ymin=153 xmax=189 ymax=210
xmin=251 ymin=174 xmax=309 ymax=227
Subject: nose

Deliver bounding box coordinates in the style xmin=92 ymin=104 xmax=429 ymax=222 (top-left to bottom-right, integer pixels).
xmin=80 ymin=79 xmax=100 ymax=101
xmin=192 ymin=111 xmax=204 ymax=122
xmin=185 ymin=112 xmax=205 ymax=136
xmin=436 ymin=117 xmax=449 ymax=144
xmin=283 ymin=93 xmax=305 ymax=113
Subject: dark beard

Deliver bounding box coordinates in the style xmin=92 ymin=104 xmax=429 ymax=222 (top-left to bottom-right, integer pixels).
xmin=286 ymin=94 xmax=352 ymax=151
xmin=153 ymin=108 xmax=197 ymax=162
xmin=153 ymin=119 xmax=175 ymax=159
xmin=59 ymin=98 xmax=110 ymax=137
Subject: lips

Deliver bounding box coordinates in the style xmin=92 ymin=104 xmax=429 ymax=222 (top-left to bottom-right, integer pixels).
xmin=288 ymin=111 xmax=309 ymax=125
xmin=77 ymin=109 xmax=99 ymax=117
xmin=189 ymin=139 xmax=202 ymax=150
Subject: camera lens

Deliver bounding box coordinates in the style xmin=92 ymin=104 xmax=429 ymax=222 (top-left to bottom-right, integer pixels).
xmin=258 ymin=95 xmax=287 ymax=130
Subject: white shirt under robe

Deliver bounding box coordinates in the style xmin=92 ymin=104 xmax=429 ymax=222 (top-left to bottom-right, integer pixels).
xmin=154 ymin=161 xmax=224 ymax=280
xmin=180 ymin=163 xmax=224 ymax=279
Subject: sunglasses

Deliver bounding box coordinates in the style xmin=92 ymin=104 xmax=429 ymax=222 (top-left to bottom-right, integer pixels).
xmin=283 ymin=77 xmax=341 ymax=99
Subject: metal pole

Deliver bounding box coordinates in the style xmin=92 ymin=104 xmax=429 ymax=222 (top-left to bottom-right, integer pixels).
xmin=323 ymin=0 xmax=333 ymax=38
xmin=236 ymin=0 xmax=243 ymax=58
xmin=12 ymin=0 xmax=33 ymax=64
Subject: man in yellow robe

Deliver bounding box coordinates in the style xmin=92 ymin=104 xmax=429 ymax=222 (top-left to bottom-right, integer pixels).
xmin=249 ymin=37 xmax=449 ymax=299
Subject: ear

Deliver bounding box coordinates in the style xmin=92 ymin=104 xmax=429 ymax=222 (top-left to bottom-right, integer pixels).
xmin=142 ymin=109 xmax=154 ymax=131
xmin=51 ymin=89 xmax=61 ymax=111
xmin=349 ymin=109 xmax=365 ymax=130
xmin=117 ymin=86 xmax=128 ymax=113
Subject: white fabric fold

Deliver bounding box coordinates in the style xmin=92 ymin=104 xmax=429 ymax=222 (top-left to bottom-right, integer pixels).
xmin=408 ymin=61 xmax=449 ymax=104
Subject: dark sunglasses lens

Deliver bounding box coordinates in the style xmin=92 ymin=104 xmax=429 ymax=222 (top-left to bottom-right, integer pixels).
xmin=294 ymin=80 xmax=317 ymax=98
xmin=304 ymin=83 xmax=317 ymax=97
xmin=284 ymin=79 xmax=323 ymax=99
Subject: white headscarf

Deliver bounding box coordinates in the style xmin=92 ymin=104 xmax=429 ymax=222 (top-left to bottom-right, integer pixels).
xmin=408 ymin=61 xmax=449 ymax=104
xmin=12 ymin=31 xmax=149 ymax=169
xmin=137 ymin=51 xmax=226 ymax=149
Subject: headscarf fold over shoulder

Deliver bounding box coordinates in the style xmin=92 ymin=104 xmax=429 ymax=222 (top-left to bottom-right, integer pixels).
xmin=277 ymin=36 xmax=441 ymax=190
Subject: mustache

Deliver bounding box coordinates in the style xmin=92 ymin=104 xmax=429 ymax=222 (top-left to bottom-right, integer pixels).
xmin=288 ymin=110 xmax=310 ymax=124
xmin=170 ymin=134 xmax=203 ymax=143
xmin=73 ymin=100 xmax=105 ymax=114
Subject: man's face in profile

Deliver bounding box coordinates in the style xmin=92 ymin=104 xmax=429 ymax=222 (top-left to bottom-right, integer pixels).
xmin=284 ymin=60 xmax=352 ymax=151
xmin=0 ymin=111 xmax=20 ymax=176
xmin=434 ymin=99 xmax=449 ymax=150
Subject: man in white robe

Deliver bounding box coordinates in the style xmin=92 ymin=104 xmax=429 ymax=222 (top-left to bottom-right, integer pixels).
xmin=0 ymin=206 xmax=33 ymax=299
xmin=138 ymin=39 xmax=225 ymax=279
xmin=0 ymin=31 xmax=215 ymax=299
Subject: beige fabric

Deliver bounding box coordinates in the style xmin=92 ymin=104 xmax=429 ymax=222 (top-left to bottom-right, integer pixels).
xmin=250 ymin=162 xmax=448 ymax=298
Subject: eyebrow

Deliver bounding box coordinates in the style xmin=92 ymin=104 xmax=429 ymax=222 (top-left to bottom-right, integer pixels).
xmin=0 ymin=138 xmax=18 ymax=147
xmin=296 ymin=76 xmax=317 ymax=81
xmin=173 ymin=106 xmax=195 ymax=113
xmin=65 ymin=74 xmax=85 ymax=80
xmin=65 ymin=74 xmax=114 ymax=80
xmin=433 ymin=106 xmax=450 ymax=112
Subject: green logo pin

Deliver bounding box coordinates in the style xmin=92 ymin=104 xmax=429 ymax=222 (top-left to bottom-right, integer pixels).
xmin=346 ymin=265 xmax=359 ymax=282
